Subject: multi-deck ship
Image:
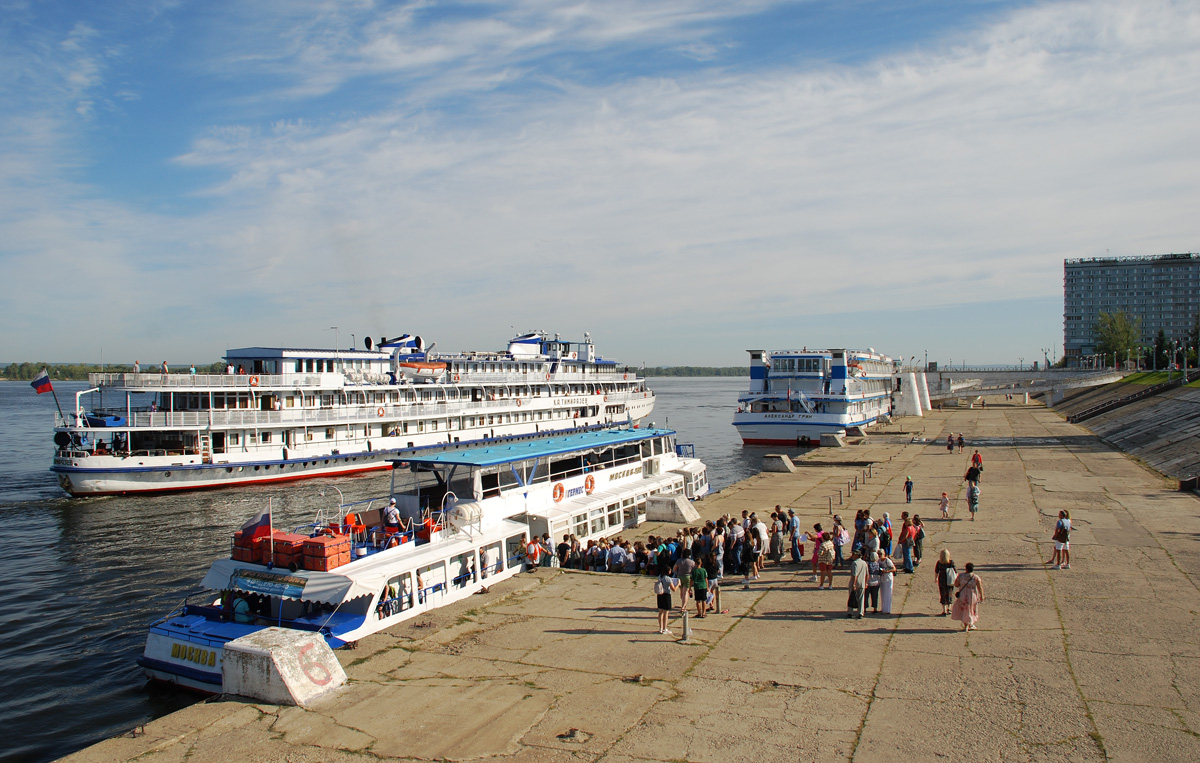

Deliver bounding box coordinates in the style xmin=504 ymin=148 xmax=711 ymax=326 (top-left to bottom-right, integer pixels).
xmin=732 ymin=348 xmax=895 ymax=446
xmin=138 ymin=426 xmax=708 ymax=693
xmin=51 ymin=331 xmax=654 ymax=495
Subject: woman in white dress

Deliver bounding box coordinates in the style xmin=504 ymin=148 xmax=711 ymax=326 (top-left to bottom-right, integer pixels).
xmin=877 ymin=549 xmax=897 ymax=614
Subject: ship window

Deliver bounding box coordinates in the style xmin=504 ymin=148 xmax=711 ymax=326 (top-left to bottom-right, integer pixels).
xmin=306 ymin=431 xmax=313 ymax=441
xmin=213 ymin=395 xmax=225 ymax=409
xmin=285 ymin=396 xmax=295 ymax=408
xmin=295 ymin=360 xmax=302 ymax=372
xmin=326 ymin=427 xmax=335 ymax=439
xmin=261 ymin=432 xmax=272 ymax=443
xmin=305 ymin=360 xmax=314 ymax=372
xmin=229 ymin=434 xmax=240 ymax=445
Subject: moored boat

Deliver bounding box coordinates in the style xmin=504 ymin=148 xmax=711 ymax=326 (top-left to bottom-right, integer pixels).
xmin=732 ymin=348 xmax=895 ymax=446
xmin=138 ymin=426 xmax=708 ymax=693
xmin=51 ymin=331 xmax=655 ymax=495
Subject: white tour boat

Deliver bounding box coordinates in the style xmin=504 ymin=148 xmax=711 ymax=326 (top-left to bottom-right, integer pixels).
xmin=138 ymin=426 xmax=708 ymax=693
xmin=732 ymin=348 xmax=895 ymax=446
xmin=51 ymin=331 xmax=655 ymax=495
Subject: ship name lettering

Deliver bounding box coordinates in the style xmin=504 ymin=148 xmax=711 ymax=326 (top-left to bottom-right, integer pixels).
xmin=608 ymin=467 xmax=641 ymax=481
xmin=172 ymin=642 xmax=217 ymax=667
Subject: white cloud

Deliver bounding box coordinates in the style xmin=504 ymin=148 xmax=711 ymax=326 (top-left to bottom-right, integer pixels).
xmin=2 ymin=0 xmax=1199 ymax=365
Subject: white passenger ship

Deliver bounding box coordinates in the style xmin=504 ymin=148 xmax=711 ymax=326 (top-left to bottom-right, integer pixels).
xmin=138 ymin=427 xmax=708 ymax=693
xmin=51 ymin=332 xmax=655 ymax=495
xmin=732 ymin=348 xmax=895 ymax=446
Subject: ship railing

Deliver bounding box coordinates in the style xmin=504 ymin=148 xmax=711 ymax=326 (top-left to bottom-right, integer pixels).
xmin=87 ymin=372 xmax=318 ymax=389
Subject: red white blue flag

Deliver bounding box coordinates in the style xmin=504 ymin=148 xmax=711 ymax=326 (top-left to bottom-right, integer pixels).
xmin=30 ymin=370 xmax=53 ymax=394
xmin=239 ymin=505 xmax=272 ymax=539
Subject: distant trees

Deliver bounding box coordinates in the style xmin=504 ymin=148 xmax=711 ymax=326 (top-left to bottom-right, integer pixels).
xmin=1093 ymin=311 xmax=1141 ymax=365
xmin=3 ymin=361 xmax=224 ymax=380
xmin=642 ymin=367 xmax=746 ymax=377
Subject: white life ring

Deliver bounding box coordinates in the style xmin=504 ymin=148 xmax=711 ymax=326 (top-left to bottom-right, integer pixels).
xmin=377 ymin=407 xmax=385 ymax=417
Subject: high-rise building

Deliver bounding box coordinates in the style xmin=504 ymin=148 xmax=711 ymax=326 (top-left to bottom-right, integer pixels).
xmin=1063 ymin=253 xmax=1200 ymax=366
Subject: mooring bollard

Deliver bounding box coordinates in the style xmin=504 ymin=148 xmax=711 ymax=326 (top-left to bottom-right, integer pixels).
xmin=681 ymin=609 xmax=692 ymax=642
xmin=839 ymin=489 xmax=844 ymax=505
xmin=828 ymin=496 xmax=833 ymax=513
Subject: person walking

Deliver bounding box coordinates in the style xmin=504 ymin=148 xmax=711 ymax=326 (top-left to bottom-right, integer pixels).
xmin=939 ymin=492 xmax=950 ymax=519
xmin=1048 ymin=510 xmax=1071 ymax=569
xmin=692 ymin=559 xmax=709 ymax=618
xmin=967 ymin=483 xmax=980 ymax=520
xmin=877 ymin=550 xmax=896 ymax=614
xmin=957 ymin=433 xmax=965 ymax=453
xmin=947 ymin=434 xmax=954 ymax=453
xmin=846 ymin=550 xmax=868 ymax=619
xmin=904 ymin=476 xmax=914 ymax=503
xmin=934 ymin=549 xmax=957 ymax=615
xmin=950 ymin=562 xmax=984 ymax=630
xmin=832 ymin=515 xmax=847 ymax=569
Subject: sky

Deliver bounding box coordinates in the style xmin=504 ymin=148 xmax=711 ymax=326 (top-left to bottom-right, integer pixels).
xmin=1 ymin=0 xmax=1198 ymax=368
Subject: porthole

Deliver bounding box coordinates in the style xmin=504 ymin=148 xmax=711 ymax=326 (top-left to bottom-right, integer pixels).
xmin=164 ymin=471 xmax=171 ymax=477
xmin=225 ymin=467 xmax=233 ymax=473
xmin=254 ymin=465 xmax=260 ymax=471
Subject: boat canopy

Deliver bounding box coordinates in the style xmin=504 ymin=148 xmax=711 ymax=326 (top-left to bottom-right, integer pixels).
xmin=201 ymin=558 xmax=373 ymax=604
xmin=389 ymin=427 xmax=676 ymax=469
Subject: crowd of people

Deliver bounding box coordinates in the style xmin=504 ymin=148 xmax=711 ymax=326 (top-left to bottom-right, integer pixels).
xmin=510 ymin=434 xmax=1079 ymax=636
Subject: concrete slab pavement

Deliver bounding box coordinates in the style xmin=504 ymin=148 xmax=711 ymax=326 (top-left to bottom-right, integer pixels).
xmin=65 ymin=401 xmax=1200 ymax=762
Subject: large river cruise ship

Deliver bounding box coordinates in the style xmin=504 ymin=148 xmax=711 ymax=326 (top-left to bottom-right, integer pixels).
xmin=51 ymin=331 xmax=655 ymax=495
xmin=732 ymin=347 xmax=895 ymax=446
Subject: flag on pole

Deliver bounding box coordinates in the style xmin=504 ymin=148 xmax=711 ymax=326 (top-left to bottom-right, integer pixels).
xmin=240 ymin=504 xmax=273 ymax=539
xmin=30 ymin=370 xmax=53 ymax=394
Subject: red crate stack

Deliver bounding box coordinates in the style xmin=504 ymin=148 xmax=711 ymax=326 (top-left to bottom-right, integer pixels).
xmin=231 ymin=530 xmax=255 ymax=562
xmin=303 ymin=535 xmax=352 ymax=571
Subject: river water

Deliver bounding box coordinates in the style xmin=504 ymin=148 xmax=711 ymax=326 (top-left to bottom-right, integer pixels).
xmin=0 ymin=376 xmax=776 ymax=763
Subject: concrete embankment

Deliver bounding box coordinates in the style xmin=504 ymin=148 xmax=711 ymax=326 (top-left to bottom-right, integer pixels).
xmin=1056 ymin=378 xmax=1200 ymax=484
xmin=66 ymin=401 xmax=1200 ymax=763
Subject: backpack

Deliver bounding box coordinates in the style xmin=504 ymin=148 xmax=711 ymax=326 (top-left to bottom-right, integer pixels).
xmin=916 ymin=526 xmax=926 ymax=541
xmin=944 ymin=566 xmax=957 ymax=588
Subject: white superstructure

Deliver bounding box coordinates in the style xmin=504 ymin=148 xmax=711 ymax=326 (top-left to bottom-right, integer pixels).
xmin=50 ymin=331 xmax=655 ymax=495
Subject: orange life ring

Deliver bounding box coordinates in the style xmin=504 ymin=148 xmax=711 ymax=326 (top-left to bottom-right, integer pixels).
xmin=454 ymin=374 xmax=461 ymax=382
xmin=249 ymin=376 xmax=259 ymax=387
xmin=516 ymin=399 xmax=522 ymax=407
xmin=546 ymin=373 xmax=551 ymax=380
xmin=377 ymin=407 xmax=385 ymax=417
xmin=603 ymin=396 xmax=608 ymax=402
xmin=553 ymin=483 xmax=565 ymax=502
xmin=573 ymin=412 xmax=578 ymax=419
xmin=584 ymin=475 xmax=595 ymax=495
xmin=624 ymin=374 xmax=628 ymax=380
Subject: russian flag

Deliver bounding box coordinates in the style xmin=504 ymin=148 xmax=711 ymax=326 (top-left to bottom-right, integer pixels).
xmin=239 ymin=505 xmax=272 ymax=539
xmin=30 ymin=370 xmax=53 ymax=395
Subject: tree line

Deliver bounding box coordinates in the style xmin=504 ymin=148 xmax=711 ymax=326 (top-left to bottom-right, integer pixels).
xmin=1093 ymin=311 xmax=1200 ymax=367
xmin=2 ymin=362 xmax=226 ymax=381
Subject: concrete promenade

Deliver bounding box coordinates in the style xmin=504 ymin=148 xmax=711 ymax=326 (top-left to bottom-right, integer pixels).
xmin=67 ymin=402 xmax=1200 ymax=762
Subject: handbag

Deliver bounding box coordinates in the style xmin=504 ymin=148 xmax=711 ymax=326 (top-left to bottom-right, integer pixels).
xmin=1052 ymin=524 xmax=1068 ymax=543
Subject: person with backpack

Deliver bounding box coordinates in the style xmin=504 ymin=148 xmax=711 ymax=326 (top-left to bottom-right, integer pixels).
xmin=1048 ymin=510 xmax=1071 ymax=569
xmin=934 ymin=549 xmax=957 ymax=615
xmin=904 ymin=476 xmax=914 ymax=503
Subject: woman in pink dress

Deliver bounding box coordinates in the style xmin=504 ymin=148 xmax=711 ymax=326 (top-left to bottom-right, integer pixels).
xmin=950 ymin=562 xmax=984 ymax=631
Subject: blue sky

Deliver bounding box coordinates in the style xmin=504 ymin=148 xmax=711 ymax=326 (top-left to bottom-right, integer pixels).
xmin=2 ymin=0 xmax=1197 ymax=367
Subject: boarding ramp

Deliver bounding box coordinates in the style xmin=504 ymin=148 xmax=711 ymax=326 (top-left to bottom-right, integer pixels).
xmin=926 ymin=370 xmax=1126 ymax=406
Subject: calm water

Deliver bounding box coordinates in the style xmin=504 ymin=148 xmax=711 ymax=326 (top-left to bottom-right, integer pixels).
xmin=0 ymin=377 xmax=775 ymax=763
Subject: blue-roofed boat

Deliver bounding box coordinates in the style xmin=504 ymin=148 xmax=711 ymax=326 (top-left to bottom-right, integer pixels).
xmin=138 ymin=427 xmax=707 ymax=694
xmin=733 ymin=348 xmax=896 ymax=446
xmin=51 ymin=330 xmax=655 ymax=495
